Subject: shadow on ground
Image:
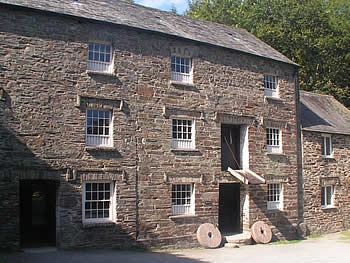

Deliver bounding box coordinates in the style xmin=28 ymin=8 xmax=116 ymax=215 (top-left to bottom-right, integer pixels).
xmin=0 ymin=248 xmax=210 ymax=263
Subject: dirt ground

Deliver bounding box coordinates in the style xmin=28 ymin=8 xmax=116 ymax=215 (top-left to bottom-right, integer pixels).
xmin=1 ymin=231 xmax=350 ymax=263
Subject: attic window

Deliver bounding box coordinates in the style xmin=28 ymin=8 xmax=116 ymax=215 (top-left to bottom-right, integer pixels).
xmin=171 ymin=55 xmax=193 ymax=84
xmin=264 ymin=74 xmax=279 ymax=98
xmin=87 ymin=42 xmax=114 ymax=74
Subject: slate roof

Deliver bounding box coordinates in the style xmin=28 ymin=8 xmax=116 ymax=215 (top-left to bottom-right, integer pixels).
xmin=0 ymin=0 xmax=297 ymax=66
xmin=300 ymin=91 xmax=350 ymax=135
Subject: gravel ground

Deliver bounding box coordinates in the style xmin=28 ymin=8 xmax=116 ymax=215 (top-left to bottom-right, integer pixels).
xmin=1 ymin=231 xmax=350 ymax=263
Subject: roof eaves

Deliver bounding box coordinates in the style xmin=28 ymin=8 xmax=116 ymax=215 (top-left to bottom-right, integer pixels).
xmin=0 ymin=0 xmax=298 ymax=67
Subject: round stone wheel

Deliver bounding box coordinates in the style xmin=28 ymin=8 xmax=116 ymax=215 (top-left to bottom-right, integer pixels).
xmin=251 ymin=221 xmax=272 ymax=244
xmin=196 ymin=223 xmax=222 ymax=248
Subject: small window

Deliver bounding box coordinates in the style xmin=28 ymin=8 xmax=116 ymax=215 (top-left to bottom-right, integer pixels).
xmin=321 ymin=185 xmax=334 ymax=208
xmin=87 ymin=42 xmax=113 ymax=74
xmin=267 ymin=183 xmax=283 ymax=210
xmin=264 ymin=74 xmax=279 ymax=97
xmin=86 ymin=109 xmax=112 ymax=147
xmin=266 ymin=128 xmax=282 ymax=153
xmin=172 ymin=119 xmax=195 ymax=150
xmin=82 ymin=182 xmax=115 ymax=223
xmin=171 ymin=55 xmax=192 ymax=83
xmin=171 ymin=184 xmax=195 ymax=215
xmin=322 ymin=135 xmax=333 ymax=157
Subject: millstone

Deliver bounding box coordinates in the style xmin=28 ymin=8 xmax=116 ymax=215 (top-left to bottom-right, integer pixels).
xmin=196 ymin=223 xmax=222 ymax=248
xmin=251 ymin=221 xmax=272 ymax=244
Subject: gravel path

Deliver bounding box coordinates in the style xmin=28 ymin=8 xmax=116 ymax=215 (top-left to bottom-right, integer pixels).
xmin=1 ymin=232 xmax=350 ymax=263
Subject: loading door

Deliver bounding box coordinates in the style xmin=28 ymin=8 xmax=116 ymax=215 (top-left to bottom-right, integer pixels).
xmin=221 ymin=124 xmax=240 ymax=171
xmin=20 ymin=180 xmax=57 ymax=247
xmin=219 ymin=183 xmax=241 ymax=234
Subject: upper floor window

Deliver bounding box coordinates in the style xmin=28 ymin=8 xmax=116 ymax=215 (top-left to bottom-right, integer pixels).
xmin=172 ymin=119 xmax=195 ymax=150
xmin=266 ymin=128 xmax=282 ymax=153
xmin=87 ymin=42 xmax=113 ymax=74
xmin=86 ymin=109 xmax=112 ymax=147
xmin=82 ymin=182 xmax=115 ymax=223
xmin=264 ymin=74 xmax=279 ymax=98
xmin=321 ymin=185 xmax=334 ymax=208
xmin=322 ymin=134 xmax=333 ymax=157
xmin=267 ymin=183 xmax=283 ymax=210
xmin=171 ymin=184 xmax=195 ymax=216
xmin=171 ymin=55 xmax=192 ymax=84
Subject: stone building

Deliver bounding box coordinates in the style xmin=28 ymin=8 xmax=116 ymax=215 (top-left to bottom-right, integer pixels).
xmin=300 ymin=91 xmax=350 ymax=235
xmin=0 ymin=0 xmax=300 ymax=250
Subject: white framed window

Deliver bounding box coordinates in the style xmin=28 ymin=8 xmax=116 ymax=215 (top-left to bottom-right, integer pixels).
xmin=171 ymin=55 xmax=192 ymax=83
xmin=172 ymin=118 xmax=195 ymax=150
xmin=86 ymin=109 xmax=112 ymax=147
xmin=82 ymin=182 xmax=115 ymax=223
xmin=266 ymin=128 xmax=282 ymax=153
xmin=321 ymin=185 xmax=334 ymax=208
xmin=264 ymin=74 xmax=279 ymax=97
xmin=267 ymin=183 xmax=283 ymax=210
xmin=322 ymin=134 xmax=333 ymax=157
xmin=171 ymin=184 xmax=195 ymax=216
xmin=87 ymin=42 xmax=113 ymax=74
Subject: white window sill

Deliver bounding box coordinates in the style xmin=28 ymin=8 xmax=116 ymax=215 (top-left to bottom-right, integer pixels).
xmin=169 ymin=80 xmax=195 ymax=87
xmin=322 ymin=155 xmax=335 ymax=159
xmin=86 ymin=70 xmax=115 ymax=76
xmin=264 ymin=96 xmax=284 ymax=103
xmin=321 ymin=206 xmax=337 ymax=210
xmin=169 ymin=214 xmax=197 ymax=220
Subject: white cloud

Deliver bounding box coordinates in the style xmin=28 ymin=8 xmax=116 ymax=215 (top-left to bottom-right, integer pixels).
xmin=135 ymin=0 xmax=189 ymax=14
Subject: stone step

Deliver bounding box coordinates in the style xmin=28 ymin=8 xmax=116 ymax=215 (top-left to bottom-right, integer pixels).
xmin=223 ymin=232 xmax=252 ymax=247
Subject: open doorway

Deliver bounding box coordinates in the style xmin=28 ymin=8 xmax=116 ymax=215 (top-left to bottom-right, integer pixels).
xmin=219 ymin=183 xmax=241 ymax=234
xmin=20 ymin=180 xmax=57 ymax=247
xmin=221 ymin=124 xmax=241 ymax=170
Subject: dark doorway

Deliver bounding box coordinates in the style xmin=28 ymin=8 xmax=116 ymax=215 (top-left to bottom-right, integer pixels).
xmin=221 ymin=124 xmax=240 ymax=171
xmin=20 ymin=180 xmax=57 ymax=247
xmin=219 ymin=183 xmax=241 ymax=234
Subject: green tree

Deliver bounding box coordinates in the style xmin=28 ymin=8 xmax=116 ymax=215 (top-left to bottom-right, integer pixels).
xmin=187 ymin=0 xmax=350 ymax=107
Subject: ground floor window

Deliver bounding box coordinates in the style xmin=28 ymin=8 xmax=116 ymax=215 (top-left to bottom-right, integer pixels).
xmin=171 ymin=184 xmax=195 ymax=215
xmin=82 ymin=182 xmax=115 ymax=223
xmin=321 ymin=185 xmax=334 ymax=208
xmin=267 ymin=183 xmax=283 ymax=210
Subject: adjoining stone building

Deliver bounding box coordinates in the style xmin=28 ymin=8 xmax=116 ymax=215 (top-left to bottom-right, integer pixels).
xmin=0 ymin=0 xmax=300 ymax=250
xmin=300 ymin=91 xmax=350 ymax=235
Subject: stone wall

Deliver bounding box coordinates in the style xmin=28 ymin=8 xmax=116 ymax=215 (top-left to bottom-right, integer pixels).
xmin=0 ymin=5 xmax=138 ymax=249
xmin=302 ymin=131 xmax=350 ymax=234
xmin=0 ymin=4 xmax=299 ymax=249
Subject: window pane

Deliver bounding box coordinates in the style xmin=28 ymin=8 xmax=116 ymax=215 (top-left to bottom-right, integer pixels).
xmin=88 ymin=52 xmax=94 ymax=60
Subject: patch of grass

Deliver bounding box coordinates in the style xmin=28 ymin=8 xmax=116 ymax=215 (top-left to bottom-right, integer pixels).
xmin=269 ymin=239 xmax=302 ymax=245
xmin=307 ymin=233 xmax=323 ymax=239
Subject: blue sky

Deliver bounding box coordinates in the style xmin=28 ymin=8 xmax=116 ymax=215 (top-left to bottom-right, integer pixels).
xmin=135 ymin=0 xmax=189 ymax=14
